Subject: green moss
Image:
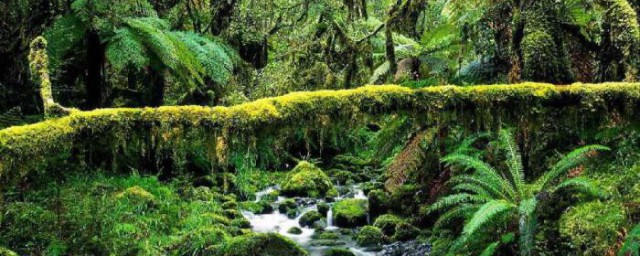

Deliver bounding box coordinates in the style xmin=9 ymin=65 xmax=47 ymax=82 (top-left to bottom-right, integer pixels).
xmin=2 ymin=83 xmax=640 ymax=187
xmin=287 ymin=227 xmax=303 ymax=235
xmin=355 ymin=226 xmax=383 ymax=246
xmin=223 ymin=232 xmax=307 ymax=256
xmin=299 ymin=210 xmax=323 ymax=228
xmin=281 ymin=161 xmax=334 ymax=198
xmin=323 ymin=248 xmax=355 ymax=256
xmin=172 ymin=228 xmax=230 ymax=255
xmin=559 ymin=201 xmax=627 ymax=256
xmin=373 ymin=214 xmax=403 ymax=237
xmin=317 ymin=202 xmax=330 ymax=216
xmin=0 ymin=247 xmax=18 ymax=256
xmin=368 ymin=189 xmax=390 ymax=218
xmin=240 ymin=201 xmax=273 ymax=214
xmin=333 ymin=199 xmax=368 ymax=228
xmin=278 ymin=198 xmax=297 ymax=214
xmin=393 ymin=222 xmax=420 ymax=242
xmin=115 ymin=186 xmax=156 ymax=207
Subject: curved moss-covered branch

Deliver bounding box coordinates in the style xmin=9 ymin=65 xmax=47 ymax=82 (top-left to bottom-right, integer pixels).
xmin=1 ymin=83 xmax=640 ymax=186
xmin=28 ymin=37 xmax=75 ymax=118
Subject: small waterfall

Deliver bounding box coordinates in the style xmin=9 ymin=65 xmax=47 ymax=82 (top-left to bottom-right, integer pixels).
xmin=327 ymin=207 xmax=334 ymax=227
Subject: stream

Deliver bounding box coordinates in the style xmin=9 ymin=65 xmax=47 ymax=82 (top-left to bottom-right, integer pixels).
xmin=242 ymin=184 xmax=377 ymax=256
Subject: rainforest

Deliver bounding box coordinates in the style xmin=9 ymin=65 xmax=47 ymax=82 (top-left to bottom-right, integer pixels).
xmin=1 ymin=0 xmax=640 ymax=255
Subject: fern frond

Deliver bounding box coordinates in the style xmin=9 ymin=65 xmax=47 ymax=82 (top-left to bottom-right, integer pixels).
xmin=479 ymin=241 xmax=500 ymax=256
xmin=619 ymin=224 xmax=640 ymax=256
xmin=427 ymin=193 xmax=490 ymax=213
xmin=443 ymin=153 xmax=516 ymax=200
xmin=462 ymin=200 xmax=516 ymax=238
xmin=535 ymin=145 xmax=610 ymax=190
xmin=552 ymin=177 xmax=604 ymax=198
xmin=498 ymin=129 xmax=525 ymax=199
xmin=448 ymin=175 xmax=512 ymax=200
xmin=433 ymin=204 xmax=478 ymax=230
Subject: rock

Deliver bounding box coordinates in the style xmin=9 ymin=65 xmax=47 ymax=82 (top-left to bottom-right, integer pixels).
xmin=332 ymin=170 xmax=355 ymax=185
xmin=281 ymin=161 xmax=335 ymax=198
xmin=393 ymin=223 xmax=420 ymax=242
xmin=223 ymin=233 xmax=307 ymax=256
xmin=223 ymin=209 xmax=242 ymax=219
xmin=379 ymin=241 xmax=431 ymax=256
xmin=373 ymin=214 xmax=404 ymax=237
xmin=323 ymin=248 xmax=355 ymax=256
xmin=287 ymin=209 xmax=299 ymax=219
xmin=230 ymin=218 xmax=252 ymax=229
xmin=356 ymin=226 xmax=383 ymax=246
xmin=278 ymin=199 xmax=298 ymax=214
xmin=240 ymin=201 xmax=274 ymax=214
xmin=361 ymin=182 xmax=384 ymax=195
xmin=287 ymin=227 xmax=303 ymax=235
xmin=222 ymin=201 xmax=238 ymax=210
xmin=333 ymin=199 xmax=368 ymax=228
xmin=309 ymin=240 xmax=346 ymax=247
xmin=317 ymin=202 xmax=330 ymax=216
xmin=261 ymin=190 xmax=280 ymax=202
xmin=299 ymin=210 xmax=323 ymax=228
xmin=318 ymin=232 xmax=339 ymax=240
xmin=368 ymin=189 xmax=390 ymax=218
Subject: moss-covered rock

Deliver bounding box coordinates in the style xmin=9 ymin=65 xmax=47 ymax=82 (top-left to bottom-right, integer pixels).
xmin=223 ymin=232 xmax=307 ymax=256
xmin=393 ymin=223 xmax=420 ymax=242
xmin=317 ymin=202 xmax=330 ymax=216
xmin=333 ymin=199 xmax=368 ymax=228
xmin=309 ymin=240 xmax=346 ymax=247
xmin=222 ymin=201 xmax=238 ymax=210
xmin=356 ymin=226 xmax=383 ymax=246
xmin=172 ymin=227 xmax=230 ymax=255
xmin=278 ymin=198 xmax=298 ymax=214
xmin=299 ymin=210 xmax=323 ymax=228
xmin=368 ymin=189 xmax=390 ymax=218
xmin=373 ymin=214 xmax=403 ymax=237
xmin=323 ymin=248 xmax=355 ymax=256
xmin=240 ymin=201 xmax=274 ymax=214
xmin=230 ymin=218 xmax=252 ymax=229
xmin=288 ymin=226 xmax=303 ymax=235
xmin=281 ymin=161 xmax=334 ymax=198
xmin=331 ymin=170 xmax=355 ymax=185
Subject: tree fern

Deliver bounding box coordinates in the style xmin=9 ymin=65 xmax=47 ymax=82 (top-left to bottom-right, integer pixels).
xmin=431 ymin=129 xmax=607 ymax=255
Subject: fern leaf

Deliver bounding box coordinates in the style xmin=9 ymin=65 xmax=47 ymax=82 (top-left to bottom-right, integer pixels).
xmin=536 ymin=145 xmax=610 ymax=190
xmin=498 ymin=129 xmax=525 ymax=199
xmin=427 ymin=193 xmax=490 ymax=213
xmin=443 ymin=154 xmax=516 ymax=200
xmin=462 ymin=200 xmax=516 ymax=238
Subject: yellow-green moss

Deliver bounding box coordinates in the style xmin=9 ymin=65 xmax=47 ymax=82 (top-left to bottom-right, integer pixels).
xmin=1 ymin=83 xmax=640 ymax=187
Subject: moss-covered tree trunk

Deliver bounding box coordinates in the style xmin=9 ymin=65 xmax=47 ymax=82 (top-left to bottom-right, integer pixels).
xmin=520 ymin=0 xmax=574 ymax=84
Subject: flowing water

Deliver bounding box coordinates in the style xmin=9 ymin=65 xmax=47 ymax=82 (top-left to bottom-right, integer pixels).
xmin=242 ymin=184 xmax=377 ymax=256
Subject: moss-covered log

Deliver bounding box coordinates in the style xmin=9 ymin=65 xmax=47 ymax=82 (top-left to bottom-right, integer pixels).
xmin=1 ymin=83 xmax=640 ymax=187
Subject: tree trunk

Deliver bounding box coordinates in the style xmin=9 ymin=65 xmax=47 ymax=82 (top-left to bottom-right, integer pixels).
xmin=148 ymin=68 xmax=165 ymax=107
xmin=85 ymin=30 xmax=106 ymax=109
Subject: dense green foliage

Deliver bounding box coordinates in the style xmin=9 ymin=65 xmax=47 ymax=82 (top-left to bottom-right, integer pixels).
xmin=3 ymin=1 xmax=640 ymax=255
